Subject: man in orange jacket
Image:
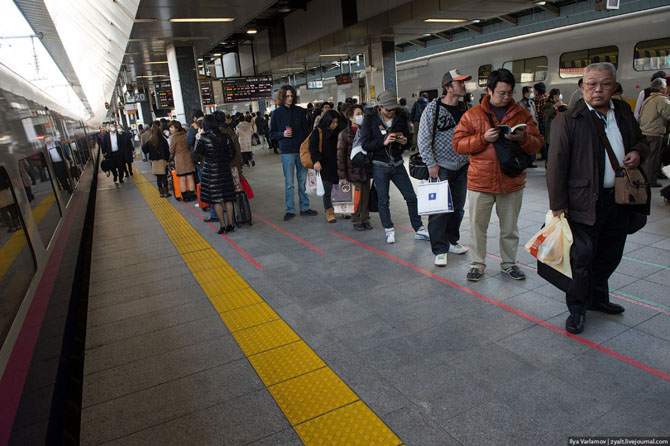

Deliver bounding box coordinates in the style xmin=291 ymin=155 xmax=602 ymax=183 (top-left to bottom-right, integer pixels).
xmin=453 ymin=68 xmax=543 ymax=282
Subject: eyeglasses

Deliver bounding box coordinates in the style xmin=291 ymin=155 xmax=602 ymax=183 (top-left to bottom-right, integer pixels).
xmin=494 ymin=90 xmax=514 ymax=97
xmin=584 ymin=81 xmax=615 ymax=90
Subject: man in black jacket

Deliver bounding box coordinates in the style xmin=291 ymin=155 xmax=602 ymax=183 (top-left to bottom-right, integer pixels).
xmin=547 ymin=62 xmax=649 ymax=334
xmin=359 ymin=90 xmax=427 ymax=244
xmin=102 ymin=123 xmax=134 ymax=183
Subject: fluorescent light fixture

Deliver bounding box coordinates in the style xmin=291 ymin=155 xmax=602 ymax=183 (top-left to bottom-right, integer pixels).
xmin=534 ymin=1 xmax=547 ymax=5
xmin=134 ymin=18 xmax=157 ymax=23
xmin=168 ymin=17 xmax=235 ymax=23
xmin=319 ymin=53 xmax=348 ymax=57
xmin=278 ymin=7 xmax=291 ymax=13
xmin=144 ymin=61 xmax=169 ymax=64
xmin=246 ymin=29 xmax=258 ymax=34
xmin=212 ymin=53 xmax=222 ymax=56
xmin=136 ymin=74 xmax=169 ymax=78
xmin=423 ymin=18 xmax=468 ymax=23
xmin=279 ymin=67 xmax=304 ymax=71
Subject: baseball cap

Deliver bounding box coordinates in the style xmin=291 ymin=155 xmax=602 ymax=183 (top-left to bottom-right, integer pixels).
xmin=376 ymin=90 xmax=398 ymax=109
xmin=442 ymin=69 xmax=472 ymax=87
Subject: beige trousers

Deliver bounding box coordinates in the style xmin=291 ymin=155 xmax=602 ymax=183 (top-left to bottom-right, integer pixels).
xmin=468 ymin=189 xmax=524 ymax=271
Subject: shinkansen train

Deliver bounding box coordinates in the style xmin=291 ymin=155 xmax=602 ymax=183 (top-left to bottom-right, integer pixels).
xmin=0 ymin=61 xmax=97 ymax=440
xmin=396 ymin=5 xmax=670 ymax=108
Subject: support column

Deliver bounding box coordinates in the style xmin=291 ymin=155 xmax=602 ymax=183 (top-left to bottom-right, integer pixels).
xmin=365 ymin=39 xmax=398 ymax=103
xmin=167 ymin=44 xmax=202 ymax=124
xmin=138 ymin=95 xmax=153 ymax=125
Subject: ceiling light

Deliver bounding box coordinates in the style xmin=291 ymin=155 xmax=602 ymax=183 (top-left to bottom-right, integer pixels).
xmin=247 ymin=29 xmax=258 ymax=34
xmin=423 ymin=18 xmax=468 ymax=23
xmin=134 ymin=18 xmax=157 ymax=23
xmin=319 ymin=53 xmax=348 ymax=57
xmin=136 ymin=74 xmax=170 ymax=78
xmin=144 ymin=61 xmax=169 ymax=64
xmin=168 ymin=17 xmax=235 ymax=23
xmin=534 ymin=1 xmax=547 ymax=5
xmin=279 ymin=67 xmax=304 ymax=71
xmin=212 ymin=53 xmax=222 ymax=56
xmin=278 ymin=7 xmax=291 ymax=13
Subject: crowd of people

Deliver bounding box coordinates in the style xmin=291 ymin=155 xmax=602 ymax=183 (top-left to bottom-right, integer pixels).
xmin=104 ymin=61 xmax=669 ymax=336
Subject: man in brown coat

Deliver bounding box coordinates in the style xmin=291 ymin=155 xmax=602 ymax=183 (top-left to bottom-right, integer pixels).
xmin=547 ymin=62 xmax=649 ymax=334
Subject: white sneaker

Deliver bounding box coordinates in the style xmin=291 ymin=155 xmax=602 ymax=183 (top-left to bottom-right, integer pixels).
xmin=449 ymin=243 xmax=469 ymax=255
xmin=434 ymin=253 xmax=448 ymax=267
xmin=414 ymin=226 xmax=430 ymax=240
xmin=385 ymin=228 xmax=396 ymax=244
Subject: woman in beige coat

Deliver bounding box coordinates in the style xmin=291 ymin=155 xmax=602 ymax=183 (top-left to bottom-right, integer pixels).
xmin=169 ymin=120 xmax=197 ymax=201
xmin=235 ymin=116 xmax=255 ymax=167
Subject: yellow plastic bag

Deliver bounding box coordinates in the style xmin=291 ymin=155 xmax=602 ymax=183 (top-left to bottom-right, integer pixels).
xmin=525 ymin=211 xmax=573 ymax=278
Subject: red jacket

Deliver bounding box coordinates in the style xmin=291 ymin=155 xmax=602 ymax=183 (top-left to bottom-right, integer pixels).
xmin=453 ymin=95 xmax=543 ymax=194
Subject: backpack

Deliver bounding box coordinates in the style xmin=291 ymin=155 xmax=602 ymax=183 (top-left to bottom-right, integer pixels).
xmin=299 ymin=128 xmax=322 ymax=169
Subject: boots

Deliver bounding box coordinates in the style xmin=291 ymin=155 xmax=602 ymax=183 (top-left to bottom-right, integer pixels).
xmin=164 ymin=186 xmax=172 ymax=197
xmin=159 ymin=187 xmax=165 ymax=198
xmin=326 ymin=208 xmax=336 ymax=223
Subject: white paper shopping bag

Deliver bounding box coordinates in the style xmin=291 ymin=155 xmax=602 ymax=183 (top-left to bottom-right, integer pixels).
xmin=417 ymin=179 xmax=453 ymax=215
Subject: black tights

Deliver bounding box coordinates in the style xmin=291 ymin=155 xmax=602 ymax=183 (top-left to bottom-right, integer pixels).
xmin=156 ymin=174 xmax=168 ymax=189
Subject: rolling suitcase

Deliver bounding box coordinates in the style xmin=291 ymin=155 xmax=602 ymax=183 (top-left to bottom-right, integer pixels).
xmin=233 ymin=191 xmax=252 ymax=227
xmin=170 ymin=169 xmax=182 ymax=200
xmin=196 ymin=183 xmax=209 ymax=210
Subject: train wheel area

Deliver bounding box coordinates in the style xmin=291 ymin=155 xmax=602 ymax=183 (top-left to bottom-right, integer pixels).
xmin=75 ymin=146 xmax=670 ymax=445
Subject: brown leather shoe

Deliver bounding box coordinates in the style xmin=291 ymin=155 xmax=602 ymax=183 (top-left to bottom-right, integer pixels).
xmin=326 ymin=208 xmax=336 ymax=223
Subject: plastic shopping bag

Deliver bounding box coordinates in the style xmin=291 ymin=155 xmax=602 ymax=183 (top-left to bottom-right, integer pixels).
xmin=417 ymin=179 xmax=453 ymax=215
xmin=316 ymin=171 xmax=325 ymax=197
xmin=305 ymin=169 xmax=317 ymax=195
xmin=525 ymin=211 xmax=573 ymax=278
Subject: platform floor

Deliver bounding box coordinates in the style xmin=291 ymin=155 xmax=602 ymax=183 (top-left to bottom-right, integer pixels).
xmin=81 ymin=144 xmax=670 ymax=445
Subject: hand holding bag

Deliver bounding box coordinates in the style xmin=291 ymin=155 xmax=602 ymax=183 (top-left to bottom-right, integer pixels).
xmin=316 ymin=171 xmax=325 ymax=197
xmin=417 ymin=178 xmax=453 ymax=215
xmin=305 ymin=169 xmax=318 ymax=195
xmin=485 ymin=114 xmax=532 ymax=178
xmin=331 ymin=181 xmax=355 ymax=204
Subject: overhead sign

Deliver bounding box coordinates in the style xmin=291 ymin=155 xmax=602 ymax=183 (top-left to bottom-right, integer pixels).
xmin=336 ymin=74 xmax=352 ymax=85
xmin=155 ymin=81 xmax=174 ymax=109
xmin=307 ymin=80 xmax=324 ymax=89
xmin=200 ymin=81 xmax=213 ymax=105
xmin=223 ymin=76 xmax=273 ymax=103
xmin=124 ymin=92 xmax=146 ymax=103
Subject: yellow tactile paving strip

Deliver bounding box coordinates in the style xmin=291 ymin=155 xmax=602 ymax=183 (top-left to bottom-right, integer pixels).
xmin=131 ymin=175 xmax=402 ymax=445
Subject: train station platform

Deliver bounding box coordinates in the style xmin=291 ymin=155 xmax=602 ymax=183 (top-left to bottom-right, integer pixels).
xmin=82 ymin=145 xmax=670 ymax=445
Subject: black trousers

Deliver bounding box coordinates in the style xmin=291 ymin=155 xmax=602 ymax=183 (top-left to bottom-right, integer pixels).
xmin=156 ymin=174 xmax=168 ymax=188
xmin=110 ymin=152 xmax=125 ymax=181
xmin=427 ymin=165 xmax=468 ymax=255
xmin=566 ymin=190 xmax=629 ymax=315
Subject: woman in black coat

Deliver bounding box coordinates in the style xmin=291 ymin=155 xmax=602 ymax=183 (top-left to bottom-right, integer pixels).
xmin=195 ymin=115 xmax=237 ymax=234
xmin=141 ymin=124 xmax=171 ymax=197
xmin=309 ymin=110 xmax=340 ymax=223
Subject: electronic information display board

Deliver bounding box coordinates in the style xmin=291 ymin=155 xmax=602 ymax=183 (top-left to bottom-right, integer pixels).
xmin=223 ymin=76 xmax=273 ymax=103
xmin=200 ymin=81 xmax=213 ymax=105
xmin=155 ymin=81 xmax=174 ymax=108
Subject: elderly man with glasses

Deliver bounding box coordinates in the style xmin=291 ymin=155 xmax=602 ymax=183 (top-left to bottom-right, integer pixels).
xmin=546 ymin=62 xmax=649 ymax=334
xmin=453 ymin=68 xmax=543 ymax=282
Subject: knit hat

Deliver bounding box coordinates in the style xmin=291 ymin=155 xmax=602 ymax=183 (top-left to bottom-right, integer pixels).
xmin=376 ymin=90 xmax=398 ymax=109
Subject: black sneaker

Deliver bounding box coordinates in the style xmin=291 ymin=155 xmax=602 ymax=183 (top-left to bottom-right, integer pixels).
xmin=565 ymin=313 xmax=585 ymax=334
xmin=284 ymin=213 xmax=296 ymax=221
xmin=300 ymin=209 xmax=317 ymax=216
xmin=467 ymin=268 xmax=483 ymax=282
xmin=353 ymin=224 xmax=365 ymax=231
xmin=363 ymin=222 xmax=373 ymax=230
xmin=501 ymin=265 xmax=526 ymax=280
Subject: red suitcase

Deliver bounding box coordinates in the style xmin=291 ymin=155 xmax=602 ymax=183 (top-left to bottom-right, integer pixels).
xmin=197 ymin=183 xmax=209 ymax=210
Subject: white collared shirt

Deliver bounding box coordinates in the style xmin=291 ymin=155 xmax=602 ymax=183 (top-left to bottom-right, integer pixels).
xmin=48 ymin=143 xmax=63 ymax=162
xmin=110 ymin=132 xmax=119 ymax=152
xmin=585 ymin=100 xmax=625 ymax=188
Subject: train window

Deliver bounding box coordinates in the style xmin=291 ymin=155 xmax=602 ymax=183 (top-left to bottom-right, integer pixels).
xmin=478 ymin=64 xmax=492 ymax=86
xmin=559 ymin=46 xmax=619 ymax=78
xmin=502 ymin=56 xmax=548 ymax=83
xmin=46 ymin=139 xmax=74 ymax=205
xmin=0 ymin=167 xmax=36 ymax=346
xmin=22 ymin=153 xmax=63 ymax=247
xmin=634 ymin=38 xmax=670 ymax=71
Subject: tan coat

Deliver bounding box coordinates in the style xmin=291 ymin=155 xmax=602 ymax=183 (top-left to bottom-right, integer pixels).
xmin=639 ymin=92 xmax=670 ymax=136
xmin=169 ymin=130 xmax=196 ymax=175
xmin=236 ymin=121 xmax=254 ymax=153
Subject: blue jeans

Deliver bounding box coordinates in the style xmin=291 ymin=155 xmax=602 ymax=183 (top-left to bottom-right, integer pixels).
xmin=282 ymin=153 xmax=310 ymax=214
xmin=427 ymin=165 xmax=468 ymax=254
xmin=372 ymin=162 xmax=422 ymax=230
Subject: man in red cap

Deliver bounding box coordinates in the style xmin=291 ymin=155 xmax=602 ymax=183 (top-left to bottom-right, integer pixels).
xmin=417 ymin=69 xmax=472 ymax=267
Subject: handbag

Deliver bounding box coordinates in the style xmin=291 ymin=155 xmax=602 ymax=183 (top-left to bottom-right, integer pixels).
xmin=485 ymin=114 xmax=532 ymax=178
xmin=240 ymin=175 xmax=254 ymax=199
xmin=590 ymin=112 xmax=649 ymax=206
xmin=417 ymin=178 xmax=453 ymax=215
xmin=409 ymin=153 xmax=429 ymax=180
xmin=331 ymin=181 xmax=355 ymax=204
xmin=369 ymin=181 xmax=379 ymax=212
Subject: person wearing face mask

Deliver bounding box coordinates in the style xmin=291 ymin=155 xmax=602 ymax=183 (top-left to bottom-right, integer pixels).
xmin=337 ymin=104 xmax=372 ymax=230
xmin=517 ymin=87 xmax=537 ymax=124
xmin=102 ymin=123 xmax=131 ymax=183
xmin=310 ymin=110 xmax=341 ymax=223
xmin=542 ymin=88 xmax=564 ymax=165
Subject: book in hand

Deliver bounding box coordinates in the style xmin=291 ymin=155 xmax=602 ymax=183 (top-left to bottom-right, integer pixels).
xmin=496 ymin=123 xmax=527 ymax=135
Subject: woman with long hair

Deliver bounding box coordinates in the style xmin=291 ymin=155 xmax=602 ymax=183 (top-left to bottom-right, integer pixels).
xmin=195 ymin=115 xmax=237 ymax=234
xmin=169 ymin=120 xmax=197 ymax=201
xmin=142 ymin=124 xmax=171 ymax=197
xmin=309 ymin=109 xmax=341 ymax=223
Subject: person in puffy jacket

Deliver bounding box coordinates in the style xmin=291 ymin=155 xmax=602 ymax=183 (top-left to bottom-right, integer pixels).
xmin=453 ymin=68 xmax=543 ymax=282
xmin=337 ymin=104 xmax=372 ymax=231
xmin=195 ymin=115 xmax=237 ymax=234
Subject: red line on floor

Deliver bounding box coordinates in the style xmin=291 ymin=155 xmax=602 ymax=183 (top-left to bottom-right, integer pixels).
xmin=395 ymin=224 xmax=414 ymax=232
xmin=0 ymin=193 xmax=82 ymax=443
xmin=183 ymin=202 xmax=263 ymax=270
xmin=329 ymin=230 xmax=670 ymax=381
xmin=253 ymin=213 xmax=326 ymax=255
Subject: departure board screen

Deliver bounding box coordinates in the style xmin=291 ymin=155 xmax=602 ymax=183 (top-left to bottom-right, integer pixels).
xmin=223 ymin=76 xmax=273 ymax=103
xmin=155 ymin=81 xmax=174 ymax=108
xmin=200 ymin=81 xmax=213 ymax=105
